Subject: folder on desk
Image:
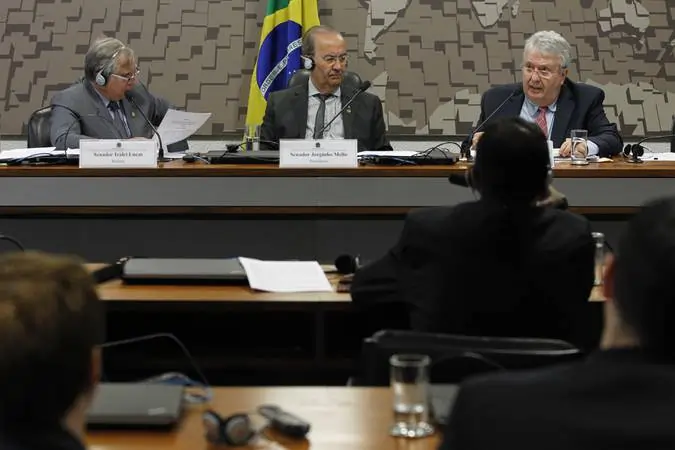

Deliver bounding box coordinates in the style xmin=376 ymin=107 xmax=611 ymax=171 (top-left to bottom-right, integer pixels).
xmin=121 ymin=257 xmax=248 ymax=285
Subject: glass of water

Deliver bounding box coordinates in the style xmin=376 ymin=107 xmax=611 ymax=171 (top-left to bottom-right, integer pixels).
xmin=570 ymin=129 xmax=589 ymax=165
xmin=592 ymin=232 xmax=605 ymax=286
xmin=390 ymin=354 xmax=435 ymax=438
xmin=245 ymin=124 xmax=260 ymax=151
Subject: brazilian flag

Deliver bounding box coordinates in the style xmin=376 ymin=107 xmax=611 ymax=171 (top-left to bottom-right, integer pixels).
xmin=245 ymin=0 xmax=320 ymax=126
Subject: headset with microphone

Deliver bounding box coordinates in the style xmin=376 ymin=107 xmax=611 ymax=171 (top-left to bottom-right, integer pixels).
xmin=622 ymin=133 xmax=675 ymax=164
xmin=301 ymin=55 xmax=315 ymax=71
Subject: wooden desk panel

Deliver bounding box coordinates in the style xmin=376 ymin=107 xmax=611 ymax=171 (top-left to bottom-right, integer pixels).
xmin=86 ymin=387 xmax=439 ymax=450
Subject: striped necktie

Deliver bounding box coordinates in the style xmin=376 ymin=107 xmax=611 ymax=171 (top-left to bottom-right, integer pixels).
xmin=535 ymin=106 xmax=548 ymax=137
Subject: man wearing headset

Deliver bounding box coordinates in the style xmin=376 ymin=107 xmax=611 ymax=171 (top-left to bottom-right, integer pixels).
xmin=351 ymin=117 xmax=597 ymax=349
xmin=50 ymin=37 xmax=188 ymax=151
xmin=259 ymin=25 xmax=392 ymax=151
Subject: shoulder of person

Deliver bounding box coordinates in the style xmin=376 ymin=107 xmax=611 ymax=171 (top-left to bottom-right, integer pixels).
xmin=51 ymin=80 xmax=87 ymax=105
xmin=563 ymin=79 xmax=603 ymax=98
xmin=484 ymin=82 xmax=520 ymax=98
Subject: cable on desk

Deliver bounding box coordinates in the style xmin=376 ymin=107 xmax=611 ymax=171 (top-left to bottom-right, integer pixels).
xmin=101 ymin=332 xmax=213 ymax=404
xmin=0 ymin=234 xmax=25 ymax=251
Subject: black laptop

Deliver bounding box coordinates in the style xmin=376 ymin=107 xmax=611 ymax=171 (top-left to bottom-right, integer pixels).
xmin=121 ymin=257 xmax=248 ymax=285
xmin=87 ymin=383 xmax=184 ymax=429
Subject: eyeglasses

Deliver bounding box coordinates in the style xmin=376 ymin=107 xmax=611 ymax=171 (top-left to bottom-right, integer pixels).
xmin=521 ymin=64 xmax=561 ymax=79
xmin=321 ymin=54 xmax=349 ymax=65
xmin=110 ymin=68 xmax=141 ymax=83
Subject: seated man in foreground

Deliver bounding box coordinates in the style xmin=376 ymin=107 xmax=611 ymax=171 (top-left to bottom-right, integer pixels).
xmin=466 ymin=30 xmax=622 ymax=157
xmin=441 ymin=196 xmax=675 ymax=450
xmin=0 ymin=252 xmax=103 ymax=449
xmin=351 ymin=117 xmax=596 ymax=349
xmin=50 ymin=36 xmax=188 ymax=152
xmin=260 ymin=25 xmax=392 ymax=152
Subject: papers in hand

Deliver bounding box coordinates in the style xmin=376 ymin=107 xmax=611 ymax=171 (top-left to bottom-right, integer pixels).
xmin=156 ymin=109 xmax=211 ymax=146
xmin=238 ymin=257 xmax=333 ymax=293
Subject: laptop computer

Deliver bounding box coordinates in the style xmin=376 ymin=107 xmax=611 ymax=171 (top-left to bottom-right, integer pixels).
xmin=87 ymin=383 xmax=184 ymax=429
xmin=121 ymin=257 xmax=249 ymax=285
xmin=429 ymin=384 xmax=460 ymax=425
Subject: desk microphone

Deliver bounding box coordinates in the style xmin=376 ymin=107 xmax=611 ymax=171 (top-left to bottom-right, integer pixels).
xmin=315 ymin=80 xmax=371 ymax=138
xmin=460 ymin=86 xmax=523 ymax=160
xmin=125 ymin=92 xmax=169 ymax=162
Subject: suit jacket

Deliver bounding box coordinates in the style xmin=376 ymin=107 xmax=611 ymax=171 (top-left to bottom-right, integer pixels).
xmin=0 ymin=426 xmax=84 ymax=450
xmin=350 ymin=200 xmax=596 ymax=349
xmin=259 ymin=82 xmax=392 ymax=152
xmin=440 ymin=348 xmax=675 ymax=450
xmin=465 ymin=80 xmax=622 ymax=157
xmin=50 ymin=80 xmax=188 ymax=152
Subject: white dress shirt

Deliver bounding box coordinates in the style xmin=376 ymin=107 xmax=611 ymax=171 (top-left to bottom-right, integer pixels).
xmin=305 ymin=78 xmax=344 ymax=139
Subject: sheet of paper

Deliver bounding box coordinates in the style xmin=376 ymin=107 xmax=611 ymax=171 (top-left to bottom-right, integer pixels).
xmin=156 ymin=109 xmax=212 ymax=146
xmin=642 ymin=152 xmax=675 ymax=161
xmin=238 ymin=257 xmax=333 ymax=293
xmin=0 ymin=147 xmax=57 ymax=160
xmin=358 ymin=150 xmax=420 ymax=158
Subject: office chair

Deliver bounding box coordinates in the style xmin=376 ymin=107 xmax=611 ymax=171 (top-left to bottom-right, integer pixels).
xmin=354 ymin=329 xmax=582 ymax=386
xmin=287 ymin=69 xmax=363 ymax=92
xmin=27 ymin=106 xmax=53 ymax=148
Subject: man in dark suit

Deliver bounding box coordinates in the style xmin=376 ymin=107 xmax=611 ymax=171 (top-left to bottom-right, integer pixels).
xmin=50 ymin=36 xmax=188 ymax=152
xmin=440 ymin=196 xmax=675 ymax=450
xmin=466 ymin=30 xmax=622 ymax=158
xmin=351 ymin=117 xmax=596 ymax=349
xmin=0 ymin=252 xmax=103 ymax=450
xmin=260 ymin=25 xmax=392 ymax=152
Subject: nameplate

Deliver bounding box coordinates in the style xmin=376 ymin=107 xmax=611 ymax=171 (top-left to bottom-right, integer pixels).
xmin=279 ymin=139 xmax=358 ymax=168
xmin=79 ymin=139 xmax=157 ymax=168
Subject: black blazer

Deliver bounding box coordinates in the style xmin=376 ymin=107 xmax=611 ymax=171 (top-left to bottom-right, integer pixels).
xmin=259 ymin=82 xmax=392 ymax=152
xmin=466 ymin=80 xmax=622 ymax=157
xmin=441 ymin=349 xmax=675 ymax=450
xmin=350 ymin=200 xmax=596 ymax=349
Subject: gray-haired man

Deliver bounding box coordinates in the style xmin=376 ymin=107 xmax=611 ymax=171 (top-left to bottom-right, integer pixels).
xmin=50 ymin=37 xmax=188 ymax=151
xmin=466 ymin=30 xmax=622 ymax=158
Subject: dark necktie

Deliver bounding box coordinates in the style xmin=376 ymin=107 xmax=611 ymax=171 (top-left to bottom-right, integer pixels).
xmin=108 ymin=101 xmax=130 ymax=138
xmin=313 ymin=93 xmax=331 ymax=139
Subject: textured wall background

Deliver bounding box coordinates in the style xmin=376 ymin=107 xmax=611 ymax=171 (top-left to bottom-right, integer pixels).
xmin=0 ymin=0 xmax=673 ymax=137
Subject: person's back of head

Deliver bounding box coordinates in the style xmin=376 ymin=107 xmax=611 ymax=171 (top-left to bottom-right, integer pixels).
xmin=606 ymin=197 xmax=675 ymax=356
xmin=473 ymin=116 xmax=551 ymax=205
xmin=0 ymin=251 xmax=103 ymax=431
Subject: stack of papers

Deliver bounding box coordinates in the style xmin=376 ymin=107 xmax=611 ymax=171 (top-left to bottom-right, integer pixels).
xmin=238 ymin=257 xmax=333 ymax=293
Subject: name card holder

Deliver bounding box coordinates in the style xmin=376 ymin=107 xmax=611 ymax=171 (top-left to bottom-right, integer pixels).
xmin=279 ymin=139 xmax=358 ymax=168
xmin=79 ymin=139 xmax=158 ymax=168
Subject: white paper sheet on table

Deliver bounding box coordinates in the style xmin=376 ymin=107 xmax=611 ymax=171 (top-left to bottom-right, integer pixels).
xmin=238 ymin=257 xmax=333 ymax=293
xmin=156 ymin=109 xmax=212 ymax=146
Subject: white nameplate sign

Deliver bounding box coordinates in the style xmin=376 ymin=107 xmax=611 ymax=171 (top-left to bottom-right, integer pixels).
xmin=79 ymin=139 xmax=157 ymax=168
xmin=279 ymin=139 xmax=358 ymax=168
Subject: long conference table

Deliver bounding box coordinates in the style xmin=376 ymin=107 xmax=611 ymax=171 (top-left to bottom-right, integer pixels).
xmin=86 ymin=387 xmax=439 ymax=450
xmin=0 ymin=160 xmax=672 ymax=262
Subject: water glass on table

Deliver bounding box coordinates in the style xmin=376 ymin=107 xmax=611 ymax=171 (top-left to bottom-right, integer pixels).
xmin=390 ymin=354 xmax=435 ymax=438
xmin=245 ymin=124 xmax=260 ymax=151
xmin=570 ymin=129 xmax=589 ymax=165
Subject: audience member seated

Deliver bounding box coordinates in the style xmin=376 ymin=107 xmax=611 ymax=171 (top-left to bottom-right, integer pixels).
xmin=0 ymin=252 xmax=103 ymax=450
xmin=259 ymin=25 xmax=392 ymax=152
xmin=440 ymin=196 xmax=675 ymax=450
xmin=50 ymin=36 xmax=187 ymax=152
xmin=351 ymin=117 xmax=596 ymax=349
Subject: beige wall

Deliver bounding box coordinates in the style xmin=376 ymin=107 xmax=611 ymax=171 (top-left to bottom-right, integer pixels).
xmin=0 ymin=0 xmax=673 ymax=137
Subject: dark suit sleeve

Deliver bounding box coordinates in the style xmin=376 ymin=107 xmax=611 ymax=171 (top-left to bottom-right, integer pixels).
xmin=149 ymin=93 xmax=189 ymax=152
xmin=50 ymin=94 xmax=94 ymax=150
xmin=585 ymin=89 xmax=622 ymax=157
xmin=369 ymin=96 xmax=392 ymax=150
xmin=439 ymin=387 xmax=476 ymax=450
xmin=259 ymin=93 xmax=278 ymax=150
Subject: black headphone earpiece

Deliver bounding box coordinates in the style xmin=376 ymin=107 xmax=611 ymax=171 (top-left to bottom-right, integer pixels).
xmin=203 ymin=410 xmax=256 ymax=446
xmin=335 ymin=254 xmax=360 ymax=274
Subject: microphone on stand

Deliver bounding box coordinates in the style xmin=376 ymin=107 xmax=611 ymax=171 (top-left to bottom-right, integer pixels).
xmin=460 ymin=86 xmax=523 ymax=161
xmin=315 ymin=80 xmax=372 ymax=138
xmin=125 ymin=92 xmax=169 ymax=163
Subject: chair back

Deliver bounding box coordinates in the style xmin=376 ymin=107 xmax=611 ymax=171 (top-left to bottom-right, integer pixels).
xmin=27 ymin=106 xmax=53 ymax=148
xmin=287 ymin=69 xmax=363 ymax=92
xmin=356 ymin=329 xmax=583 ymax=386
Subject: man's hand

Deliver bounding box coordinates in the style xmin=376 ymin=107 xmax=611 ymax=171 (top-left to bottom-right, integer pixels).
xmin=559 ymin=138 xmax=587 ymax=158
xmin=471 ymin=131 xmax=484 ymax=149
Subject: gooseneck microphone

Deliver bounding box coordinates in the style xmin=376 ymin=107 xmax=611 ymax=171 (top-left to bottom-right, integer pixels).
xmin=315 ymin=80 xmax=372 ymax=138
xmin=125 ymin=92 xmax=169 ymax=162
xmin=460 ymin=86 xmax=523 ymax=160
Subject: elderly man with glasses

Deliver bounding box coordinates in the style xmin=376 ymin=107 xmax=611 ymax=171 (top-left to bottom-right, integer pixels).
xmin=465 ymin=30 xmax=622 ymax=158
xmin=50 ymin=37 xmax=188 ymax=152
xmin=259 ymin=25 xmax=392 ymax=152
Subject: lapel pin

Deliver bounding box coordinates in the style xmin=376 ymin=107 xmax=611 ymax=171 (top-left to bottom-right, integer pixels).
xmin=131 ymin=111 xmax=136 ymax=118
xmin=346 ymin=107 xmax=351 ymax=114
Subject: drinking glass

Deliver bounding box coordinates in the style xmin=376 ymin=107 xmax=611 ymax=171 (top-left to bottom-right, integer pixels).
xmin=390 ymin=354 xmax=435 ymax=438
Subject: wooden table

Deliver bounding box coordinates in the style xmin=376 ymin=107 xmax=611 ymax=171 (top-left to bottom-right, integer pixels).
xmin=86 ymin=387 xmax=439 ymax=450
